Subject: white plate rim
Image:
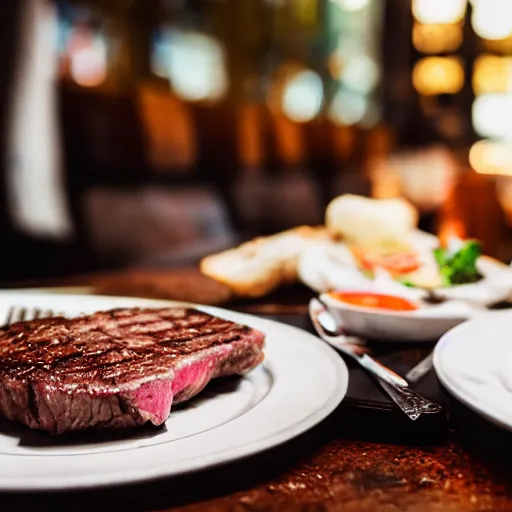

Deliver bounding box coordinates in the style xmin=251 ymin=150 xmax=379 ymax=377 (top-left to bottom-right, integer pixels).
xmin=433 ymin=311 xmax=512 ymax=432
xmin=298 ymin=233 xmax=512 ymax=307
xmin=0 ymin=292 xmax=349 ymax=491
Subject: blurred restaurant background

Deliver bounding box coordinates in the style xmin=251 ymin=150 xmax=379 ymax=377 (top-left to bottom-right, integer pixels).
xmin=1 ymin=0 xmax=512 ymax=283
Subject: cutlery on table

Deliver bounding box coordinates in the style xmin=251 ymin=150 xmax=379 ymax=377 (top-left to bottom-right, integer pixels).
xmin=309 ymin=298 xmax=444 ymax=421
xmin=405 ymin=351 xmax=434 ymax=383
xmin=2 ymin=306 xmax=62 ymax=326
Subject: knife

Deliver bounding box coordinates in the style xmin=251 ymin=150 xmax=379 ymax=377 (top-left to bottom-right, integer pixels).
xmin=309 ymin=298 xmax=444 ymax=421
xmin=405 ymin=352 xmax=434 ymax=383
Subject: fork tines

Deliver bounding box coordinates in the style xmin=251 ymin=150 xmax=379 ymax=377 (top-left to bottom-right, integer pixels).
xmin=4 ymin=307 xmax=62 ymax=327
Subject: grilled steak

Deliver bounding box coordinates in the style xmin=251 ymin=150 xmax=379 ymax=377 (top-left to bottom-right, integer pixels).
xmin=0 ymin=307 xmax=265 ymax=434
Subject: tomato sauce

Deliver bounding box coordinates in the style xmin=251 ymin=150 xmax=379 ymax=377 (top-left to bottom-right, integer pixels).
xmin=329 ymin=291 xmax=419 ymax=312
xmin=350 ymin=246 xmax=421 ymax=276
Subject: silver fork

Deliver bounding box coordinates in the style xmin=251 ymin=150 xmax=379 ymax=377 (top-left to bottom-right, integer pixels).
xmin=3 ymin=306 xmax=64 ymax=326
xmin=309 ymin=298 xmax=444 ymax=421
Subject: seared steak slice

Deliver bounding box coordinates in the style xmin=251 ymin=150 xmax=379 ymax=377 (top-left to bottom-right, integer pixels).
xmin=0 ymin=307 xmax=265 ymax=434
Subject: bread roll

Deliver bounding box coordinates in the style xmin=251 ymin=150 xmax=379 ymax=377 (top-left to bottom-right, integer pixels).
xmin=325 ymin=194 xmax=418 ymax=248
xmin=200 ymin=226 xmax=328 ymax=298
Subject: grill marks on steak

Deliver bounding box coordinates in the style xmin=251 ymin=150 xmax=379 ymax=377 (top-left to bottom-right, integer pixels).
xmin=0 ymin=309 xmax=253 ymax=382
xmin=0 ymin=308 xmax=265 ymax=434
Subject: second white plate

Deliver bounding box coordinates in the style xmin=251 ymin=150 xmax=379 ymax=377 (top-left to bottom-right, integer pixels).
xmin=434 ymin=310 xmax=512 ymax=431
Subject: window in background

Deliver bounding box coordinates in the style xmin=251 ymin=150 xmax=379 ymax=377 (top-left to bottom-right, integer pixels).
xmin=469 ymin=0 xmax=512 ymax=183
xmin=326 ymin=0 xmax=383 ymax=128
xmin=410 ymin=0 xmax=472 ymax=146
xmin=7 ymin=0 xmax=73 ymax=240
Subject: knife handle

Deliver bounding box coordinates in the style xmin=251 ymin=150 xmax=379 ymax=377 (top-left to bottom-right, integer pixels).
xmin=359 ymin=354 xmax=409 ymax=387
xmin=377 ymin=377 xmax=444 ymax=421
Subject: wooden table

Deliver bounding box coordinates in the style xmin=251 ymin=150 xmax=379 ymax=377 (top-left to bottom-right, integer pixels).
xmin=2 ymin=268 xmax=512 ymax=511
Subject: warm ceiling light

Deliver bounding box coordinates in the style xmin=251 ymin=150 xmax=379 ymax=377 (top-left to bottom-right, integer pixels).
xmin=413 ymin=23 xmax=463 ymax=53
xmin=473 ymin=54 xmax=512 ymax=95
xmin=412 ymin=0 xmax=467 ymax=25
xmin=469 ymin=140 xmax=512 ymax=176
xmin=412 ymin=57 xmax=465 ymax=96
xmin=472 ymin=0 xmax=512 ymax=40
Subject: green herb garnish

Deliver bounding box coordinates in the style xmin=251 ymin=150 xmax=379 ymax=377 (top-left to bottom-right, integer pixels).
xmin=433 ymin=239 xmax=482 ymax=286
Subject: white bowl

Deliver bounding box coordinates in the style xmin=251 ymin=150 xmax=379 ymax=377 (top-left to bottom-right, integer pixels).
xmin=320 ymin=292 xmax=473 ymax=342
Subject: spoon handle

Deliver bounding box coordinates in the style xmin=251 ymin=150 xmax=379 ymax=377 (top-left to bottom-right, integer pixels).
xmin=359 ymin=354 xmax=409 ymax=387
xmin=309 ymin=298 xmax=445 ymax=421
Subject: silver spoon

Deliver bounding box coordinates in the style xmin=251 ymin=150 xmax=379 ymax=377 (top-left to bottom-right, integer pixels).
xmin=309 ymin=298 xmax=444 ymax=421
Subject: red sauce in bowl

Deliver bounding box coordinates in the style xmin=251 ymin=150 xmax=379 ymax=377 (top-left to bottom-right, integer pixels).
xmin=329 ymin=291 xmax=419 ymax=312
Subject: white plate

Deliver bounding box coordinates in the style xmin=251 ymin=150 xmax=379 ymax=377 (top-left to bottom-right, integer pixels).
xmin=297 ymin=232 xmax=512 ymax=342
xmin=0 ymin=292 xmax=348 ymax=491
xmin=434 ymin=310 xmax=512 ymax=431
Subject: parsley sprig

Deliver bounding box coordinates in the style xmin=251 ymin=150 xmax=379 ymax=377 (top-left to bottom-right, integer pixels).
xmin=433 ymin=239 xmax=482 ymax=286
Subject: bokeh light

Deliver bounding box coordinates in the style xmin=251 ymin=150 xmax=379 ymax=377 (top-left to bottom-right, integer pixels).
xmin=471 ymin=0 xmax=512 ymax=41
xmin=413 ymin=23 xmax=463 ymax=54
xmin=473 ymin=54 xmax=512 ymax=95
xmin=472 ymin=93 xmax=512 ymax=140
xmin=412 ymin=0 xmax=467 ymax=25
xmin=328 ymin=0 xmax=370 ymax=13
xmin=329 ymin=89 xmax=368 ymax=126
xmin=412 ymin=57 xmax=465 ymax=96
xmin=282 ymin=70 xmax=324 ymax=122
xmin=469 ymin=140 xmax=512 ymax=176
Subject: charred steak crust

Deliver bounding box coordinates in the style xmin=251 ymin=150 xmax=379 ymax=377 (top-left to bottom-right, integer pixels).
xmin=0 ymin=307 xmax=265 ymax=434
